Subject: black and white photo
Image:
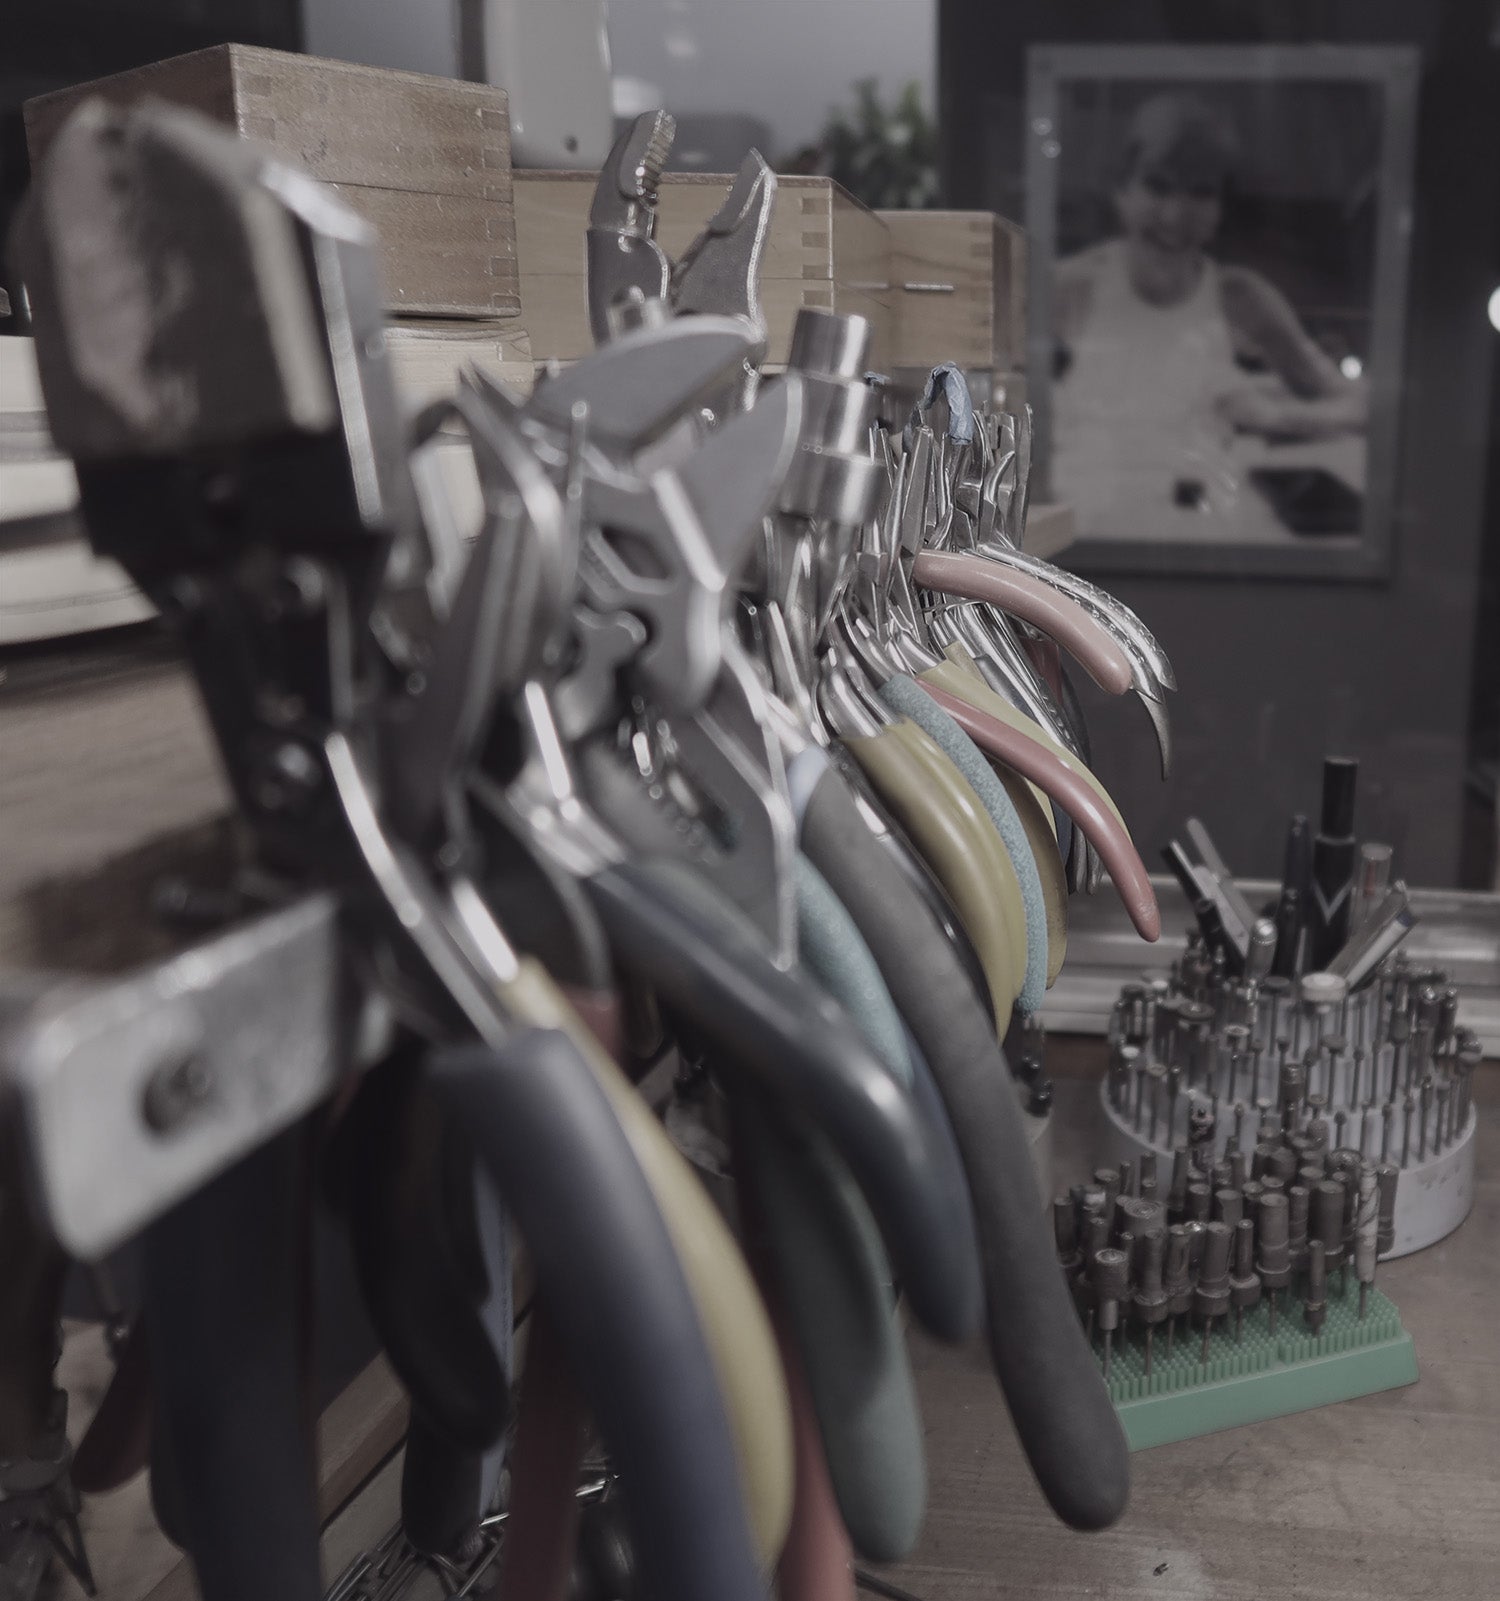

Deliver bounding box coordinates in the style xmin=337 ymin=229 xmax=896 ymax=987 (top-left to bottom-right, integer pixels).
xmin=1026 ymin=45 xmax=1419 ymax=577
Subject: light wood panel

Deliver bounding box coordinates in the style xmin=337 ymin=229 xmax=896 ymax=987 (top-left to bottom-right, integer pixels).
xmin=878 ymin=209 xmax=1028 ymax=374
xmin=23 ymin=45 xmax=520 ymax=320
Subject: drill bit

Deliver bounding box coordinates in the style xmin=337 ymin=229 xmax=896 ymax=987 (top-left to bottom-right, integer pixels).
xmin=1412 ymin=988 xmax=1439 ymax=1083
xmin=1223 ymin=1022 xmax=1249 ymax=1104
xmin=1213 ymin=1187 xmax=1243 ymax=1229
xmin=1375 ymin=1163 xmax=1399 ymax=1258
xmin=1354 ymin=1165 xmax=1379 ymax=1319
xmin=1278 ymin=1058 xmax=1304 ymax=1120
xmin=1270 ymin=1144 xmax=1299 ymax=1186
xmin=1326 ymin=1035 xmax=1348 ymax=1107
xmin=1228 ymin=1217 xmax=1261 ymax=1342
xmin=1078 ymin=1212 xmax=1110 ymax=1335
xmin=1164 ymin=1225 xmax=1193 ymax=1355
xmin=1380 ymin=1101 xmax=1394 ymax=1163
xmin=1133 ymin=1229 xmax=1170 ymax=1376
xmin=1117 ymin=1196 xmax=1166 ymax=1248
xmin=1186 ymin=1181 xmax=1212 ymax=1225
xmin=1168 ymin=1144 xmax=1191 ymax=1220
xmin=1298 ymin=971 xmax=1348 ymax=1078
xmin=1256 ymin=1192 xmax=1291 ymax=1334
xmin=1188 ymin=1099 xmax=1216 ymax=1171
xmin=1229 ymin=1146 xmax=1249 ymax=1190
xmin=1458 ymin=1042 xmax=1481 ymax=1131
xmin=1138 ymin=1151 xmax=1159 ymax=1201
xmin=1304 ymin=1238 xmax=1328 ymax=1336
xmin=1391 ymin=1007 xmax=1412 ymax=1096
xmin=1182 ymin=1001 xmax=1215 ymax=1090
xmin=1260 ymin=975 xmax=1290 ymax=1052
xmin=1402 ymin=1090 xmax=1416 ymax=1166
xmin=1194 ymin=1222 xmax=1232 ymax=1362
xmin=1091 ymin=1248 xmax=1130 ymax=1377
xmin=1118 ymin=1158 xmax=1136 ymax=1200
xmin=1418 ymin=1078 xmax=1432 ymax=1161
xmin=1312 ymin=1179 xmax=1347 ymax=1297
xmin=1437 ymin=986 xmax=1460 ymax=1059
xmin=1287 ymin=1183 xmax=1310 ymax=1292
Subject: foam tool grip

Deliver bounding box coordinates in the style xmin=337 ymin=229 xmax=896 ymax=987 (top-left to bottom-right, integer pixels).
xmin=799 ymin=769 xmax=1131 ymax=1531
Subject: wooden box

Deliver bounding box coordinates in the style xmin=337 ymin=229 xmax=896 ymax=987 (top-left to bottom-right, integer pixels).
xmin=24 ymin=45 xmax=519 ymax=320
xmin=514 ymin=170 xmax=891 ymax=367
xmin=877 ymin=210 xmax=1027 ymax=373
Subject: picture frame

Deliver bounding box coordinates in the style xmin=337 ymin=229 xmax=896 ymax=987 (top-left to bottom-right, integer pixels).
xmin=1024 ymin=44 xmax=1419 ymax=580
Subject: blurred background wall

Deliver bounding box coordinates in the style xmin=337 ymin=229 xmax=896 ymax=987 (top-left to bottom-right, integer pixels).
xmin=2 ymin=0 xmax=1494 ymax=887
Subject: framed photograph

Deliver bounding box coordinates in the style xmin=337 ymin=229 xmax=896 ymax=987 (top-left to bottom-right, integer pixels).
xmin=1024 ymin=44 xmax=1419 ymax=579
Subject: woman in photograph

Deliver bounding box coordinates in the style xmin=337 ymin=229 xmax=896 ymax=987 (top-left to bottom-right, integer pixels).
xmin=1052 ymin=92 xmax=1368 ymax=540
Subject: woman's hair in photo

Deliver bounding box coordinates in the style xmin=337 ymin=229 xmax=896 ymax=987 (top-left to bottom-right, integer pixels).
xmin=1114 ymin=91 xmax=1241 ymax=192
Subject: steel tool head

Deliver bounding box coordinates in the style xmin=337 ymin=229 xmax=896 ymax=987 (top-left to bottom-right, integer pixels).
xmin=558 ymin=374 xmax=804 ymax=721
xmin=17 ymin=98 xmax=410 ymax=541
xmin=672 ymin=150 xmax=776 ymax=329
xmin=586 ymin=111 xmax=676 ymax=344
xmin=528 ymin=315 xmax=767 ymax=457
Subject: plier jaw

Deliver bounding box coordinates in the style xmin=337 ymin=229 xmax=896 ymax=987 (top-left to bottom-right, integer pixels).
xmin=586 ymin=111 xmax=676 ymax=344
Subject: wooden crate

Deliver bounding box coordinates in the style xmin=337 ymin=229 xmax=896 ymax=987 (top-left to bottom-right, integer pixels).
xmin=514 ymin=170 xmax=891 ymax=366
xmin=24 ymin=45 xmax=519 ymax=320
xmin=877 ymin=210 xmax=1027 ymax=373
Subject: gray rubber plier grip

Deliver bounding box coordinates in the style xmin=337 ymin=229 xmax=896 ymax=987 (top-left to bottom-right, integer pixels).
xmin=430 ymin=1029 xmax=766 ymax=1601
xmin=583 ymin=855 xmax=982 ymax=1345
xmin=799 ymin=769 xmax=1131 ymax=1531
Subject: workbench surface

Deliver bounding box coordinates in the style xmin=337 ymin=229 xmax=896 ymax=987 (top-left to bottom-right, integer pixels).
xmin=879 ymin=1043 xmax=1500 ymax=1601
xmin=5 ymin=634 xmax=1496 ymax=1600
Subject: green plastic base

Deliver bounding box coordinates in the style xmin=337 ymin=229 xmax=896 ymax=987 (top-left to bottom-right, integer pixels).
xmin=1105 ymin=1284 xmax=1418 ymax=1451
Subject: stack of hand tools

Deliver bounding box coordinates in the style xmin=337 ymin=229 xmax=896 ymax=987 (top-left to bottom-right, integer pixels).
xmin=1 ymin=99 xmax=1182 ymax=1601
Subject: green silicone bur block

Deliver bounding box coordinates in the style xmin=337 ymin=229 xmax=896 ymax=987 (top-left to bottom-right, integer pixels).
xmin=1106 ymin=1285 xmax=1418 ymax=1451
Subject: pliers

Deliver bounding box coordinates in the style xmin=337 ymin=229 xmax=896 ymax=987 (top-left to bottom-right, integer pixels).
xmin=12 ymin=97 xmax=776 ymax=1601
xmin=587 ymin=107 xmax=778 ymax=425
xmin=585 ymin=111 xmax=675 ymax=344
